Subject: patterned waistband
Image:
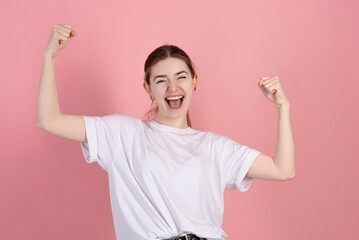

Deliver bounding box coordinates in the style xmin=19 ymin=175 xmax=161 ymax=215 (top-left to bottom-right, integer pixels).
xmin=162 ymin=232 xmax=207 ymax=240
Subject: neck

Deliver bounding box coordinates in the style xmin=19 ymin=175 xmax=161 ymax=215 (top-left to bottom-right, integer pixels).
xmin=154 ymin=114 xmax=188 ymax=129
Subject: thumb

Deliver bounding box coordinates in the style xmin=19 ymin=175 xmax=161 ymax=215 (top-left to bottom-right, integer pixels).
xmin=69 ymin=30 xmax=76 ymax=38
xmin=258 ymin=79 xmax=264 ymax=87
xmin=258 ymin=80 xmax=271 ymax=95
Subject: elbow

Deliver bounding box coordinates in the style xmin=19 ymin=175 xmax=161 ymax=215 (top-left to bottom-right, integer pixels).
xmin=37 ymin=121 xmax=44 ymax=129
xmin=283 ymin=170 xmax=296 ymax=181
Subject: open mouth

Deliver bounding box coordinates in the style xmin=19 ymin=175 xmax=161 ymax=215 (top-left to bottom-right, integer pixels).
xmin=165 ymin=96 xmax=184 ymax=109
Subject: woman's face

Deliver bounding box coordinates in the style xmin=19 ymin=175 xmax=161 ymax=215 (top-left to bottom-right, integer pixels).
xmin=144 ymin=57 xmax=197 ymax=125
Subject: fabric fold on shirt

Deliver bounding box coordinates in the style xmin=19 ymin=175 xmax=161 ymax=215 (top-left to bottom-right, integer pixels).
xmin=79 ymin=114 xmax=261 ymax=240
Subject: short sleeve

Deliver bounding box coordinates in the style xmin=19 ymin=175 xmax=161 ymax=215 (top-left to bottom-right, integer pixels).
xmin=80 ymin=114 xmax=119 ymax=171
xmin=219 ymin=135 xmax=261 ymax=192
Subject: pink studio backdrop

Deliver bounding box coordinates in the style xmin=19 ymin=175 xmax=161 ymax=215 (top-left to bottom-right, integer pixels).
xmin=1 ymin=0 xmax=358 ymax=239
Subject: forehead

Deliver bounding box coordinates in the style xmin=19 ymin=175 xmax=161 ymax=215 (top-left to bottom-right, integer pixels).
xmin=151 ymin=57 xmax=189 ymax=77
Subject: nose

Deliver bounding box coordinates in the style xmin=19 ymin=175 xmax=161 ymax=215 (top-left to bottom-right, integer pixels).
xmin=168 ymin=79 xmax=179 ymax=92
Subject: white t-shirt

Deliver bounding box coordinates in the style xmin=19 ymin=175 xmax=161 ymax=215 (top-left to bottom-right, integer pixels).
xmin=80 ymin=114 xmax=261 ymax=240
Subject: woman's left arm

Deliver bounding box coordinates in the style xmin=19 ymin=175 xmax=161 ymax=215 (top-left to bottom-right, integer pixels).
xmin=274 ymin=101 xmax=296 ymax=179
xmin=246 ymin=76 xmax=296 ymax=181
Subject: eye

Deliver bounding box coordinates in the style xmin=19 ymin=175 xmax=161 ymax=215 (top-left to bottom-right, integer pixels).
xmin=178 ymin=76 xmax=186 ymax=79
xmin=156 ymin=80 xmax=164 ymax=84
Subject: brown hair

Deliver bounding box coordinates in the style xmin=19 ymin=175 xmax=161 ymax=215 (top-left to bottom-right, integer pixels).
xmin=142 ymin=44 xmax=197 ymax=127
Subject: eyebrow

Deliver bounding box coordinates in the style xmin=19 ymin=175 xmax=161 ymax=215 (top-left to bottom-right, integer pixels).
xmin=154 ymin=71 xmax=188 ymax=81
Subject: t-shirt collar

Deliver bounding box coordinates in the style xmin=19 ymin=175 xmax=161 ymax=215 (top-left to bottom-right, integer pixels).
xmin=148 ymin=120 xmax=194 ymax=134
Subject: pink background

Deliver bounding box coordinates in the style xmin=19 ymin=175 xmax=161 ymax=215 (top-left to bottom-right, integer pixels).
xmin=1 ymin=0 xmax=358 ymax=239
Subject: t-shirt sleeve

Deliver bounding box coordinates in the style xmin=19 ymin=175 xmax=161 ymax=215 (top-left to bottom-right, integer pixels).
xmin=80 ymin=114 xmax=119 ymax=171
xmin=219 ymin=135 xmax=261 ymax=192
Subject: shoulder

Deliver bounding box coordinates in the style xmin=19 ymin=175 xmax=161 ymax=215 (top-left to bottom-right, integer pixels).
xmin=194 ymin=130 xmax=230 ymax=145
xmin=113 ymin=114 xmax=148 ymax=133
xmin=102 ymin=113 xmax=140 ymax=122
xmin=93 ymin=113 xmax=143 ymax=131
xmin=204 ymin=130 xmax=228 ymax=141
xmin=204 ymin=131 xmax=245 ymax=152
xmin=115 ymin=113 xmax=140 ymax=122
xmin=96 ymin=113 xmax=140 ymax=124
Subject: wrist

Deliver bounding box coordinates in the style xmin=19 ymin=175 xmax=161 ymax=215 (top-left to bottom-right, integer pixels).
xmin=43 ymin=51 xmax=56 ymax=59
xmin=276 ymin=101 xmax=290 ymax=110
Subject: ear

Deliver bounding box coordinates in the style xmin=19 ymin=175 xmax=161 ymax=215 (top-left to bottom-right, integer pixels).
xmin=193 ymin=74 xmax=198 ymax=89
xmin=143 ymin=81 xmax=151 ymax=95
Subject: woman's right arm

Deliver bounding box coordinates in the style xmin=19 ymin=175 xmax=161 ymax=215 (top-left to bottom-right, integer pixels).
xmin=36 ymin=24 xmax=87 ymax=143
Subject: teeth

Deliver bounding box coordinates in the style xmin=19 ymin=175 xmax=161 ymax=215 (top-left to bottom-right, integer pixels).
xmin=166 ymin=96 xmax=183 ymax=100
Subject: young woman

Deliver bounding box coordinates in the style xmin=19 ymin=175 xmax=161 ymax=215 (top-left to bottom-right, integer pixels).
xmin=37 ymin=24 xmax=296 ymax=240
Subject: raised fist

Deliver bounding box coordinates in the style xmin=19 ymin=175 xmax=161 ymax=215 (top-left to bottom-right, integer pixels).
xmin=43 ymin=24 xmax=76 ymax=57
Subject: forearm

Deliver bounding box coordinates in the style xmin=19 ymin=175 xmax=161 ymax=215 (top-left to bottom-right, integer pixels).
xmin=36 ymin=53 xmax=61 ymax=126
xmin=273 ymin=102 xmax=296 ymax=179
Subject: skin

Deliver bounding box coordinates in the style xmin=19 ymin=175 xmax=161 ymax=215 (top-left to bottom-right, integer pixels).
xmin=143 ymin=57 xmax=197 ymax=129
xmin=251 ymin=76 xmax=296 ymax=180
xmin=143 ymin=58 xmax=295 ymax=181
xmin=39 ymin=23 xmax=295 ymax=180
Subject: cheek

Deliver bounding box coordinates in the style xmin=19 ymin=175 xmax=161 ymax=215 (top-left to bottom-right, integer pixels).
xmin=153 ymin=86 xmax=165 ymax=95
xmin=184 ymin=92 xmax=192 ymax=103
xmin=181 ymin=81 xmax=192 ymax=91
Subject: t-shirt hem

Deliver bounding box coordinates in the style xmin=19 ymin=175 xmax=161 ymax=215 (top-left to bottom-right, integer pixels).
xmin=235 ymin=149 xmax=261 ymax=192
xmin=80 ymin=116 xmax=107 ymax=170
